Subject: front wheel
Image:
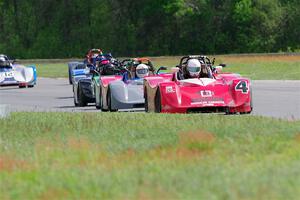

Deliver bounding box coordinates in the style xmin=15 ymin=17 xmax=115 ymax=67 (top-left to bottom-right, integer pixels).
xmin=144 ymin=88 xmax=149 ymax=112
xmin=78 ymin=84 xmax=87 ymax=107
xmin=154 ymin=88 xmax=161 ymax=113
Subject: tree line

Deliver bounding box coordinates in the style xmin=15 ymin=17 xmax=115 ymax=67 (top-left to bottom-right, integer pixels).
xmin=0 ymin=0 xmax=299 ymax=58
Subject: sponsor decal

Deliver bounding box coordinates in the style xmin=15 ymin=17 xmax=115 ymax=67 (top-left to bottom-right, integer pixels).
xmin=200 ymin=90 xmax=213 ymax=97
xmin=191 ymin=97 xmax=225 ymax=105
xmin=166 ymin=86 xmax=175 ymax=93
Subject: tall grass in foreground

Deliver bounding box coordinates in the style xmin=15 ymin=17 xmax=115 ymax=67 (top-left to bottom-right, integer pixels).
xmin=1 ymin=112 xmax=300 ymax=199
xmin=23 ymin=55 xmax=300 ymax=80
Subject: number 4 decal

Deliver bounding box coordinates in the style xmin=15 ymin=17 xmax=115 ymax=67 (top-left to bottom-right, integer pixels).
xmin=235 ymin=81 xmax=249 ymax=94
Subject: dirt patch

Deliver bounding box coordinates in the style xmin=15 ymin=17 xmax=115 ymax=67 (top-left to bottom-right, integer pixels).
xmin=145 ymin=130 xmax=216 ymax=161
xmin=295 ymin=133 xmax=300 ymax=143
xmin=176 ymin=130 xmax=215 ymax=158
xmin=0 ymin=155 xmax=32 ymax=172
xmin=38 ymin=188 xmax=69 ymax=200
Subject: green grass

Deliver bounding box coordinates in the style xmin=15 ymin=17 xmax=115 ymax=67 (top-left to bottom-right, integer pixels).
xmin=36 ymin=63 xmax=68 ymax=78
xmin=1 ymin=112 xmax=300 ymax=199
xmin=24 ymin=55 xmax=300 ymax=80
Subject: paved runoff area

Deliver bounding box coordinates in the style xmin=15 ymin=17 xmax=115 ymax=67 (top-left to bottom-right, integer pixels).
xmin=0 ymin=78 xmax=299 ymax=120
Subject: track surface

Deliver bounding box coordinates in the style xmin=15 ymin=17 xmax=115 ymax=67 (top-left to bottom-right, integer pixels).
xmin=1 ymin=78 xmax=299 ymax=120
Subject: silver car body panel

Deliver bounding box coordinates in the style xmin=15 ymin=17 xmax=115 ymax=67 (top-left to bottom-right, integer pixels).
xmin=109 ymin=79 xmax=145 ymax=110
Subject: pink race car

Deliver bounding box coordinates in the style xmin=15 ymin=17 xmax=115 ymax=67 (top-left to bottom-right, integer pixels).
xmin=144 ymin=55 xmax=252 ymax=114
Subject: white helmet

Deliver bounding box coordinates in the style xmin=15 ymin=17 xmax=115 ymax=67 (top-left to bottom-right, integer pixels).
xmin=136 ymin=64 xmax=149 ymax=78
xmin=187 ymin=59 xmax=201 ymax=78
xmin=0 ymin=56 xmax=6 ymax=62
xmin=0 ymin=56 xmax=9 ymax=67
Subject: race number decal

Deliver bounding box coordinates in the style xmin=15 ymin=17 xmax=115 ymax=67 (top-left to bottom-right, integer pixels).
xmin=235 ymin=81 xmax=249 ymax=94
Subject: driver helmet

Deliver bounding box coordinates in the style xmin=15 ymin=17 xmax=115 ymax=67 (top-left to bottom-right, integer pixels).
xmin=102 ymin=63 xmax=115 ymax=75
xmin=136 ymin=64 xmax=149 ymax=78
xmin=187 ymin=59 xmax=201 ymax=78
xmin=0 ymin=56 xmax=8 ymax=67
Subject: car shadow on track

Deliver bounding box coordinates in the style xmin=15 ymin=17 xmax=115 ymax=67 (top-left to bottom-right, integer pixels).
xmin=56 ymin=96 xmax=74 ymax=100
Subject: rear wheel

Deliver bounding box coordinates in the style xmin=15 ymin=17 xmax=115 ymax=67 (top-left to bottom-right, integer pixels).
xmin=144 ymin=88 xmax=149 ymax=112
xmin=78 ymin=84 xmax=87 ymax=107
xmin=27 ymin=85 xmax=34 ymax=88
xmin=107 ymin=88 xmax=118 ymax=112
xmin=68 ymin=68 xmax=73 ymax=84
xmin=154 ymin=88 xmax=161 ymax=113
xmin=240 ymin=111 xmax=251 ymax=115
xmin=19 ymin=85 xmax=26 ymax=88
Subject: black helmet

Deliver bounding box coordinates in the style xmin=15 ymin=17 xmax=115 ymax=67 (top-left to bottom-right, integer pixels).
xmin=101 ymin=63 xmax=116 ymax=75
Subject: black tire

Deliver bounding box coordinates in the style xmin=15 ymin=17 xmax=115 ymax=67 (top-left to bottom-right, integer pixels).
xmin=107 ymin=88 xmax=117 ymax=112
xmin=68 ymin=68 xmax=73 ymax=84
xmin=19 ymin=85 xmax=26 ymax=88
xmin=240 ymin=112 xmax=251 ymax=115
xmin=78 ymin=84 xmax=87 ymax=107
xmin=154 ymin=88 xmax=161 ymax=113
xmin=144 ymin=88 xmax=149 ymax=112
xmin=225 ymin=112 xmax=237 ymax=115
xmin=95 ymin=103 xmax=101 ymax=109
xmin=27 ymin=85 xmax=34 ymax=88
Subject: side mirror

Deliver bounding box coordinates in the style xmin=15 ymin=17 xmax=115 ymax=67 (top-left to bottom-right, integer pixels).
xmin=159 ymin=66 xmax=167 ymax=71
xmin=156 ymin=66 xmax=168 ymax=74
xmin=219 ymin=63 xmax=226 ymax=67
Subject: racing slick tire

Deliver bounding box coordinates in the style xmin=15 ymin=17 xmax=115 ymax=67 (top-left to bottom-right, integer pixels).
xmin=107 ymin=87 xmax=118 ymax=112
xmin=144 ymin=88 xmax=149 ymax=112
xmin=78 ymin=84 xmax=87 ymax=107
xmin=154 ymin=88 xmax=162 ymax=113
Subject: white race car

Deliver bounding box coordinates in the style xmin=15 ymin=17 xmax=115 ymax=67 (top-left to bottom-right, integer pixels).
xmin=0 ymin=54 xmax=37 ymax=88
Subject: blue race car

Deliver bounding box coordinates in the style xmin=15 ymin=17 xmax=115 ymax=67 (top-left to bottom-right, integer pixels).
xmin=72 ymin=53 xmax=120 ymax=107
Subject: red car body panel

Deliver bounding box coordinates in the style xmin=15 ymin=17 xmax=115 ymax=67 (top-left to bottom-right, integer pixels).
xmin=100 ymin=75 xmax=123 ymax=87
xmin=144 ymin=72 xmax=252 ymax=114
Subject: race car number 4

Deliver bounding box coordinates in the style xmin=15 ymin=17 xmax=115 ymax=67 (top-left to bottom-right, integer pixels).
xmin=235 ymin=81 xmax=249 ymax=94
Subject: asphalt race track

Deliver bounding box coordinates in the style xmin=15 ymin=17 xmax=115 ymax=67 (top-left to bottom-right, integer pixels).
xmin=0 ymin=78 xmax=299 ymax=120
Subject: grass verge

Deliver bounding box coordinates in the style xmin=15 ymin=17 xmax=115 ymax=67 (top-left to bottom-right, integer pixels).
xmin=1 ymin=112 xmax=300 ymax=199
